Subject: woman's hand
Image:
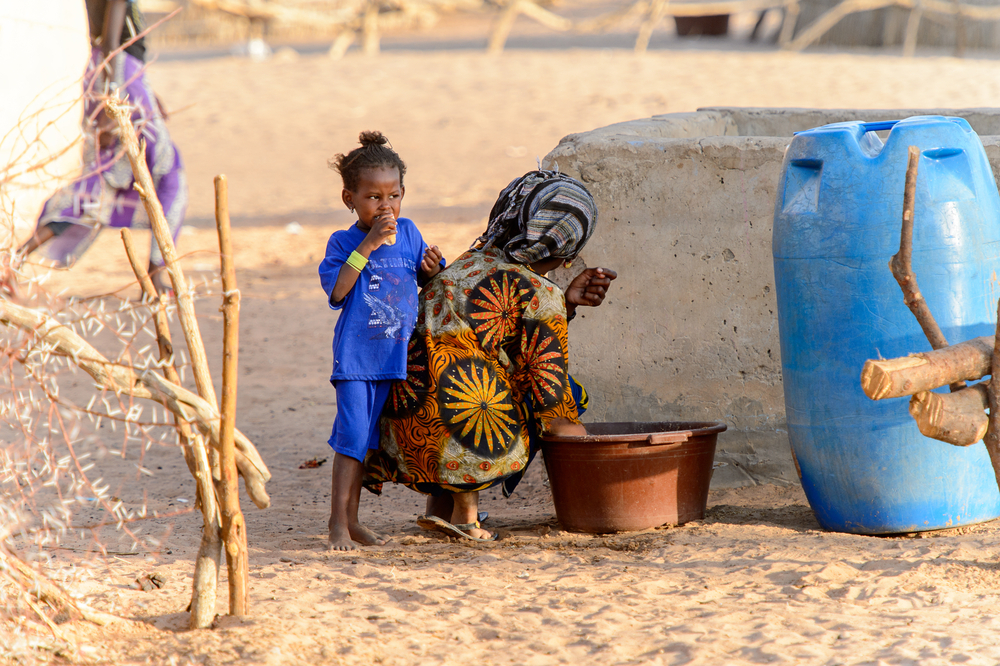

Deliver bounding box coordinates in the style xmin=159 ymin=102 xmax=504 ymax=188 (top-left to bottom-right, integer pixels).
xmin=565 ymin=267 xmax=617 ymax=319
xmin=421 ymin=245 xmax=443 ymax=279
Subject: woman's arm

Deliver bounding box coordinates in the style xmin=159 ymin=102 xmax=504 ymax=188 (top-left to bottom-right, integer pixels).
xmin=545 ymin=417 xmax=587 ymax=437
xmin=564 ymin=267 xmax=617 ymax=320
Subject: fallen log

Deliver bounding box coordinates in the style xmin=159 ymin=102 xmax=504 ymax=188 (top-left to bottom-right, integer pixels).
xmin=861 ymin=336 xmax=993 ymax=400
xmin=909 ymin=383 xmax=988 ymax=446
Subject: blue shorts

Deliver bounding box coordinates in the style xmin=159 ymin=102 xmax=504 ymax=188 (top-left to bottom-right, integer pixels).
xmin=329 ymin=379 xmax=393 ymax=463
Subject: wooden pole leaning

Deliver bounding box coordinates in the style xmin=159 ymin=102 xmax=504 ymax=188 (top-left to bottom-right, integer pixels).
xmin=215 ymin=175 xmax=249 ymax=616
xmin=104 ymin=95 xmax=220 ymax=417
xmin=120 ymin=229 xmax=222 ymax=627
xmin=635 ymin=0 xmax=671 ymax=54
xmin=106 ymin=94 xmax=226 ymax=629
xmin=120 ymin=229 xmax=198 ymax=479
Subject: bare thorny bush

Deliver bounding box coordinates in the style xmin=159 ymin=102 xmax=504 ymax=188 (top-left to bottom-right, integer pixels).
xmin=0 ymin=43 xmax=224 ymax=660
xmin=0 ymin=271 xmax=221 ymax=655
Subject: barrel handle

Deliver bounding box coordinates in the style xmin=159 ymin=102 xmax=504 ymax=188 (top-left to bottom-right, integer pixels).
xmin=860 ymin=120 xmax=899 ymax=132
xmin=646 ymin=432 xmax=690 ymax=445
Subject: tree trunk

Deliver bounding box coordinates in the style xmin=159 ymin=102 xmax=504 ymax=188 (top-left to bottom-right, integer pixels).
xmin=861 ymin=336 xmax=993 ymax=400
xmin=909 ymin=383 xmax=988 ymax=446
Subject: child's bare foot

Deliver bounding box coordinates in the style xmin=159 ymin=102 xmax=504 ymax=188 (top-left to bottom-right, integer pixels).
xmin=349 ymin=523 xmax=388 ymax=546
xmin=328 ymin=522 xmax=388 ymax=550
xmin=328 ymin=535 xmax=359 ymax=551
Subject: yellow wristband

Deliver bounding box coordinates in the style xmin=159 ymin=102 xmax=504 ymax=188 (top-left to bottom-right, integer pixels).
xmin=346 ymin=250 xmax=368 ymax=272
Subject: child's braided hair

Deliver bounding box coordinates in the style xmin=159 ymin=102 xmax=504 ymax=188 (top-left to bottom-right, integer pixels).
xmin=329 ymin=131 xmax=407 ymax=192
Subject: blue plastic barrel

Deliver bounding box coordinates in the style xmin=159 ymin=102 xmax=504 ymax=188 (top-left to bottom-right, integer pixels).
xmin=773 ymin=116 xmax=1000 ymax=534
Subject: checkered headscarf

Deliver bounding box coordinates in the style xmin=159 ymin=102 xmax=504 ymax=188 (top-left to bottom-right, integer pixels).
xmin=474 ymin=170 xmax=597 ymax=265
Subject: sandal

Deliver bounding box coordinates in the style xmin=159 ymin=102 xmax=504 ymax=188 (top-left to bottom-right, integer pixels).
xmin=415 ymin=515 xmax=497 ymax=542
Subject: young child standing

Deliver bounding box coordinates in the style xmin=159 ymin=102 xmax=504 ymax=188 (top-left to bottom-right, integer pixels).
xmin=319 ymin=131 xmax=443 ymax=550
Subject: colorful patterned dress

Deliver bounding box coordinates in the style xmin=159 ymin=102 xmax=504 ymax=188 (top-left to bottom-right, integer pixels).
xmin=364 ymin=247 xmax=582 ymax=495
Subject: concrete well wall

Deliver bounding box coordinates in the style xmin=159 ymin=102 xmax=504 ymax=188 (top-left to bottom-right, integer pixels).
xmin=542 ymin=107 xmax=1000 ymax=488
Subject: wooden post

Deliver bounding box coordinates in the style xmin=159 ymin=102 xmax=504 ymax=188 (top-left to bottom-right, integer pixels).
xmin=214 ymin=175 xmax=249 ymax=616
xmin=189 ymin=442 xmax=223 ymax=629
xmin=362 ymin=0 xmax=379 ymax=56
xmin=777 ymin=0 xmax=800 ymax=46
xmin=984 ymin=299 xmax=1000 ymax=490
xmin=861 ymin=335 xmax=994 ymax=400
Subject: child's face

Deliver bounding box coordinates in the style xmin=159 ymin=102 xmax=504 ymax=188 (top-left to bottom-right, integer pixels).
xmin=343 ymin=166 xmax=404 ymax=230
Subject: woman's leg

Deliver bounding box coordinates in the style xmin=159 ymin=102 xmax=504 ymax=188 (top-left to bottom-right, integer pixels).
xmin=425 ymin=493 xmax=453 ymax=520
xmin=451 ymin=492 xmax=491 ymax=539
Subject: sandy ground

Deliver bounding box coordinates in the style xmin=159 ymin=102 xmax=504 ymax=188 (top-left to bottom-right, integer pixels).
xmin=8 ymin=14 xmax=1000 ymax=665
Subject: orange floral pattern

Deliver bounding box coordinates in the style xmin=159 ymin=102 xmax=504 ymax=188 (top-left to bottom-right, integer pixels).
xmin=364 ymin=248 xmax=579 ymax=494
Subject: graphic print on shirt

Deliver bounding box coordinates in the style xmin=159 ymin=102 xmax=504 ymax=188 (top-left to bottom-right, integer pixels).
xmin=364 ymin=257 xmax=419 ymax=341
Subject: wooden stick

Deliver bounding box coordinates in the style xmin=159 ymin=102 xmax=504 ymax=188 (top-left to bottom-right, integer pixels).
xmin=861 ymin=336 xmax=993 ymax=400
xmin=106 ymin=93 xmax=223 ymax=494
xmin=909 ymin=384 xmax=988 ymax=446
xmin=120 ymin=229 xmax=222 ymax=628
xmin=215 ymin=175 xmax=249 ymax=616
xmin=121 ymin=229 xmax=198 ymax=480
xmin=888 ymin=145 xmax=965 ymax=392
xmin=104 ymin=96 xmax=220 ymax=415
xmin=903 ymin=2 xmax=924 ymax=56
xmin=635 ymin=0 xmax=670 ymax=54
xmin=0 ymin=299 xmax=271 ymax=509
xmin=984 ymin=299 xmax=1000 ymax=491
xmin=189 ymin=438 xmax=222 ymax=630
xmin=889 ymin=147 xmax=948 ymax=349
xmin=487 ymin=0 xmax=524 ymax=55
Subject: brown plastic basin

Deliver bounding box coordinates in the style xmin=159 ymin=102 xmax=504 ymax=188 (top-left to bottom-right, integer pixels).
xmin=540 ymin=421 xmax=727 ymax=534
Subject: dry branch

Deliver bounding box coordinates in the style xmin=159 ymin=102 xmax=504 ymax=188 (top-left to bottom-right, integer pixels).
xmin=0 ymin=543 xmax=124 ymax=627
xmin=215 ymin=174 xmax=249 ymax=616
xmin=909 ymin=383 xmax=988 ymax=446
xmin=889 ymin=146 xmax=949 ymax=350
xmin=861 ymin=336 xmax=993 ymax=400
xmin=888 ymin=145 xmax=964 ymax=392
xmin=120 ymin=229 xmax=198 ymax=480
xmin=0 ymin=300 xmax=271 ymax=508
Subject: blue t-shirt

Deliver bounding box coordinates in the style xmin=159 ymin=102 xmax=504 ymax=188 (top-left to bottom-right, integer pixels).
xmin=318 ymin=218 xmax=439 ymax=381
